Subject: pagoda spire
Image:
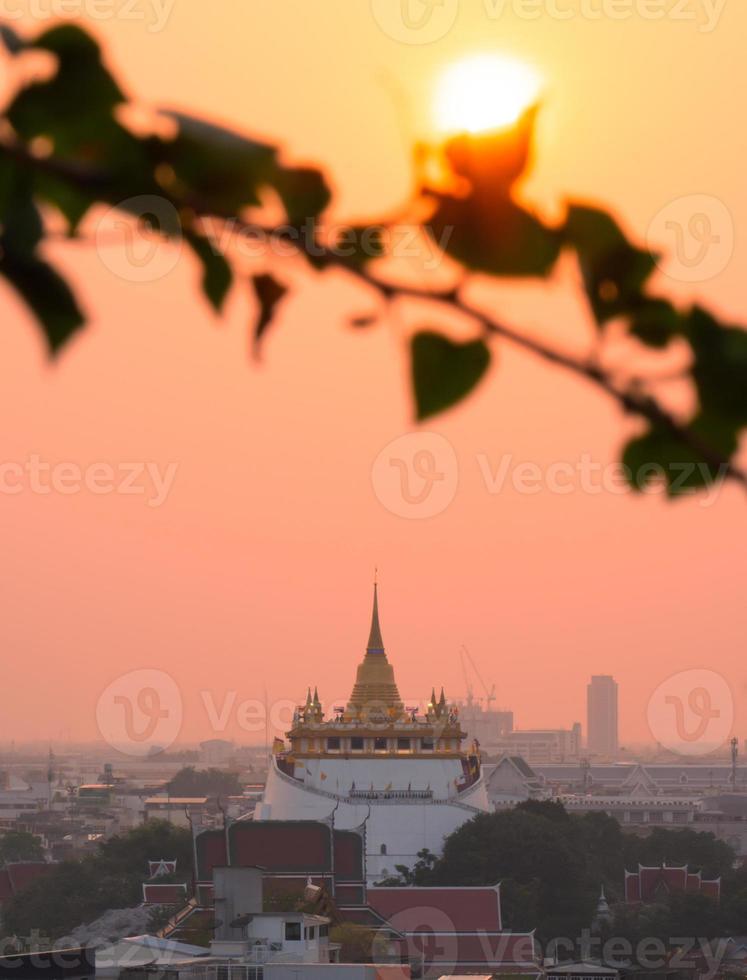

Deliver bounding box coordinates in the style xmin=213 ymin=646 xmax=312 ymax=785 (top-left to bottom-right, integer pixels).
xmin=347 ymin=578 xmax=403 ymax=716
xmin=366 ymin=579 xmax=385 ymax=655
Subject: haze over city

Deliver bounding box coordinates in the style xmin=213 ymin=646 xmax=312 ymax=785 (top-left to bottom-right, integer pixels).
xmin=0 ymin=3 xmax=745 ymax=976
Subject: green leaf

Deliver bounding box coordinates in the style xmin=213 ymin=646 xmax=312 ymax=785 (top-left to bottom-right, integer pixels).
xmin=1 ymin=251 xmax=85 ymax=355
xmin=275 ymin=166 xmax=331 ymax=226
xmin=251 ymin=273 xmax=287 ymax=353
xmin=8 ymin=25 xmax=124 ymax=154
xmin=35 ymin=174 xmax=94 ymax=235
xmin=687 ymin=306 xmax=747 ymax=426
xmin=443 ymin=104 xmax=539 ymax=193
xmin=564 ymin=204 xmax=657 ymax=325
xmin=160 ymin=111 xmax=277 ymax=213
xmin=0 ymin=24 xmax=25 ymax=55
xmin=431 ymin=195 xmax=561 ymax=278
xmin=411 ymin=331 xmax=491 ymax=420
xmin=331 ymin=225 xmax=386 ymax=272
xmin=0 ymin=153 xmax=84 ymax=351
xmin=0 ymin=156 xmax=43 ymax=255
xmin=427 ymin=107 xmax=559 ymax=279
xmin=622 ymin=419 xmax=734 ymax=497
xmin=629 ymin=298 xmax=683 ymax=349
xmin=186 ymin=231 xmax=232 ymax=313
xmin=7 ymin=23 xmax=153 ymax=226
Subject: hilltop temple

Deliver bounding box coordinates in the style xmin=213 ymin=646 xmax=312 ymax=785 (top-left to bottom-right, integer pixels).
xmin=256 ymin=583 xmax=490 ymax=880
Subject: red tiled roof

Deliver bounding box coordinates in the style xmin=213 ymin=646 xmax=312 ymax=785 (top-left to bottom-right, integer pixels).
xmin=339 ymin=906 xmax=399 ymax=930
xmin=0 ymin=870 xmax=12 ymax=902
xmin=335 ymin=883 xmax=366 ymax=905
xmin=368 ymin=885 xmax=503 ymax=933
xmin=407 ymin=931 xmax=539 ymax=970
xmin=228 ymin=821 xmax=332 ymax=873
xmin=6 ymin=863 xmax=52 ymax=894
xmin=624 ymin=871 xmax=640 ymax=903
xmin=701 ymin=879 xmax=721 ymax=899
xmin=333 ymin=830 xmax=365 ymax=882
xmin=196 ymin=829 xmax=228 ymax=880
xmin=142 ymin=883 xmax=188 ymax=905
xmin=0 ymin=863 xmax=53 ymax=906
xmin=626 ymin=865 xmax=720 ymax=903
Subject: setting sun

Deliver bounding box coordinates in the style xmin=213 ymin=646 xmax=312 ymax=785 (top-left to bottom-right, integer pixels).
xmin=434 ymin=54 xmax=542 ymax=135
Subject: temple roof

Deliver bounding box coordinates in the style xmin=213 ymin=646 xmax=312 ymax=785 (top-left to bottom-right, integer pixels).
xmin=347 ymin=583 xmax=403 ymax=717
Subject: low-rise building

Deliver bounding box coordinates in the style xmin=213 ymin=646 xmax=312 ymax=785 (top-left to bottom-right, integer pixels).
xmin=144 ymin=797 xmax=210 ymax=828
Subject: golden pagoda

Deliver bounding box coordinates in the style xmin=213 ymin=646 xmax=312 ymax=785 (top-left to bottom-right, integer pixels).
xmin=261 ymin=580 xmax=490 ymax=884
xmin=284 ymin=582 xmax=471 ymax=760
xmin=347 ymin=582 xmax=404 ymax=720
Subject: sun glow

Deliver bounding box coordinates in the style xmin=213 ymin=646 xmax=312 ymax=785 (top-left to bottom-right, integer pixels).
xmin=434 ymin=54 xmax=542 ymax=136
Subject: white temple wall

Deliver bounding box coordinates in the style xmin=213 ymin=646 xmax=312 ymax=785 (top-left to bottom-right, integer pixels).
xmin=258 ymin=760 xmax=488 ymax=881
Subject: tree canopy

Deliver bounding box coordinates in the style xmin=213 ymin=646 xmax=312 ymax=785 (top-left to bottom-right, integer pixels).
xmin=1 ymin=820 xmax=193 ymax=941
xmin=0 ymin=831 xmax=44 ymax=864
xmin=0 ymin=22 xmax=744 ymax=497
xmin=391 ymin=802 xmax=746 ymax=944
xmin=166 ymin=766 xmax=242 ymax=798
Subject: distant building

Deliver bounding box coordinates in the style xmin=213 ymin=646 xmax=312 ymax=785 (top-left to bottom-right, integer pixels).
xmin=587 ymin=676 xmax=618 ymax=760
xmin=557 ymin=794 xmax=699 ymax=827
xmin=457 ymin=701 xmax=514 ymax=750
xmin=485 ymin=756 xmax=548 ymax=805
xmin=489 ymin=724 xmax=582 ymax=763
xmin=199 ymin=740 xmax=235 ymax=765
xmin=144 ymin=796 xmax=209 ymax=828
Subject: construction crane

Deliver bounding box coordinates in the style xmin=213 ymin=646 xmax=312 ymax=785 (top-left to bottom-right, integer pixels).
xmin=460 ymin=645 xmax=496 ymax=708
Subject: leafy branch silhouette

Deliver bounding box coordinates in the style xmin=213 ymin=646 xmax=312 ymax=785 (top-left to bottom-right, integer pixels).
xmin=1 ymin=23 xmax=745 ymax=494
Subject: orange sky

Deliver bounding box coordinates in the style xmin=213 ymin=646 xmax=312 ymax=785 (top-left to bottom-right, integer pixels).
xmin=0 ymin=1 xmax=745 ymax=749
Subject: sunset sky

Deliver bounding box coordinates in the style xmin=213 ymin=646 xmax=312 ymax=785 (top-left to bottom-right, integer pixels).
xmin=0 ymin=0 xmax=744 ymax=749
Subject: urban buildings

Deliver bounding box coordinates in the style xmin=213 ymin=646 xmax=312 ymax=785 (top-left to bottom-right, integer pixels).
xmin=587 ymin=675 xmax=619 ymax=760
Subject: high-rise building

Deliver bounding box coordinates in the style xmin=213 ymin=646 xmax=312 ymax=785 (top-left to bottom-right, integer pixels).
xmin=587 ymin=675 xmax=618 ymax=759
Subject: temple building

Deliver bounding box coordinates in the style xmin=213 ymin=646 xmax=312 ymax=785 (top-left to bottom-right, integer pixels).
xmin=256 ymin=583 xmax=489 ymax=880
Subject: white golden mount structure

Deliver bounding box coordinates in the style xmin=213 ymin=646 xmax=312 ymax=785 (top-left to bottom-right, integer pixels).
xmin=256 ymin=583 xmax=490 ymax=880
